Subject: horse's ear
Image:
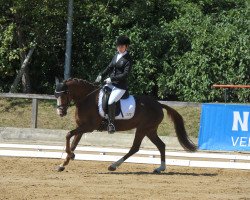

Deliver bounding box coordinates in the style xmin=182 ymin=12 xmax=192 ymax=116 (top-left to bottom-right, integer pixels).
xmin=55 ymin=77 xmax=60 ymax=86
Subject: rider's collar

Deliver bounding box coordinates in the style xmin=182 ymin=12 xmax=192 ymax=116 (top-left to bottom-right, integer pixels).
xmin=117 ymin=51 xmax=127 ymax=56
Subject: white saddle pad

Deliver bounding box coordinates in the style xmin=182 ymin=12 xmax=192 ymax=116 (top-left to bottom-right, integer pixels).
xmin=98 ymin=90 xmax=136 ymax=120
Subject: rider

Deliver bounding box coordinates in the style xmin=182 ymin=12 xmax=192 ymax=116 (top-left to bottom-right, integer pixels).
xmin=95 ymin=35 xmax=132 ymax=134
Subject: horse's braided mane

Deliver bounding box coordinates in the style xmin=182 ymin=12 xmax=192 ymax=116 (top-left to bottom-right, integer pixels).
xmin=64 ymin=78 xmax=98 ymax=88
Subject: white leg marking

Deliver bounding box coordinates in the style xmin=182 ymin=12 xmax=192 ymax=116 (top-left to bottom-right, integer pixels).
xmin=111 ymin=158 xmax=124 ymax=169
xmin=154 ymin=161 xmax=166 ymax=173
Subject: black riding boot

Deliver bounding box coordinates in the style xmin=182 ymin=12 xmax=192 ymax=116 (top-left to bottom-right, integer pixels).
xmin=107 ymin=103 xmax=116 ymax=134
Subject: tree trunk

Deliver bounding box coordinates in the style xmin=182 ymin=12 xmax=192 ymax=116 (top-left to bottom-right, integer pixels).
xmin=10 ymin=46 xmax=35 ymax=93
xmin=21 ymin=65 xmax=31 ymax=93
xmin=16 ymin=14 xmax=31 ymax=93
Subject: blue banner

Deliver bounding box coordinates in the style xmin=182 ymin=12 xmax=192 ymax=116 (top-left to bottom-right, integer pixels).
xmin=198 ymin=103 xmax=250 ymax=151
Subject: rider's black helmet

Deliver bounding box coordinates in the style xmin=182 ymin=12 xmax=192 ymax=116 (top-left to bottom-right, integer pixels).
xmin=116 ymin=35 xmax=130 ymax=46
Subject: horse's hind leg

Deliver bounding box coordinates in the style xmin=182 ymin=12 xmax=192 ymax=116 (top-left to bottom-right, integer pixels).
xmin=108 ymin=129 xmax=145 ymax=171
xmin=147 ymin=132 xmax=166 ymax=173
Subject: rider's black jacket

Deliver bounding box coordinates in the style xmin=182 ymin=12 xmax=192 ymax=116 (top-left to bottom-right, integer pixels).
xmin=101 ymin=52 xmax=132 ymax=90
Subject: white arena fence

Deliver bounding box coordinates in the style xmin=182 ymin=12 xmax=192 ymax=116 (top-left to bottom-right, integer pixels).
xmin=0 ymin=143 xmax=249 ymax=170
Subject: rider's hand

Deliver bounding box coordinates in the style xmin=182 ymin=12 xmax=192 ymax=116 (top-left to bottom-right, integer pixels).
xmin=104 ymin=77 xmax=111 ymax=84
xmin=95 ymin=75 xmax=102 ymax=83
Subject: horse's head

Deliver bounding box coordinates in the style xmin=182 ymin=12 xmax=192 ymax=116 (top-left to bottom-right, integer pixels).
xmin=54 ymin=77 xmax=71 ymax=117
xmin=54 ymin=77 xmax=99 ymax=117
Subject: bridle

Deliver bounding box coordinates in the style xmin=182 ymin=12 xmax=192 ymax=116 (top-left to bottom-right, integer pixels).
xmin=54 ymin=84 xmax=102 ymax=111
xmin=55 ymin=89 xmax=70 ymax=112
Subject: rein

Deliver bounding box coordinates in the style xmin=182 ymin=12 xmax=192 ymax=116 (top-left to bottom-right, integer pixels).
xmin=55 ymin=83 xmax=102 ymax=111
xmin=86 ymin=85 xmax=102 ymax=97
xmin=55 ymin=85 xmax=101 ymax=110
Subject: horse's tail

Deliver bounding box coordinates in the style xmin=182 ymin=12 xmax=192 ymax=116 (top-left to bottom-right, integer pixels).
xmin=161 ymin=103 xmax=197 ymax=152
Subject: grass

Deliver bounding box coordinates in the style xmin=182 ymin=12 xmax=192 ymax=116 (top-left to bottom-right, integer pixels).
xmin=0 ymin=98 xmax=201 ymax=138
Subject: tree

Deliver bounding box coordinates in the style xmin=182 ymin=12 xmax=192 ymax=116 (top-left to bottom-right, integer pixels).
xmin=0 ymin=0 xmax=248 ymax=102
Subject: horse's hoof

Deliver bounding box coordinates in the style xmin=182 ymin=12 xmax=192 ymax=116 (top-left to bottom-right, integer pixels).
xmin=153 ymin=169 xmax=161 ymax=174
xmin=57 ymin=166 xmax=65 ymax=172
xmin=108 ymin=165 xmax=116 ymax=171
xmin=70 ymin=153 xmax=75 ymax=160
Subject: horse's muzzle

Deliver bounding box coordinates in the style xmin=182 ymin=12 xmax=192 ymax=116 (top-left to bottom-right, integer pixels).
xmin=57 ymin=106 xmax=68 ymax=117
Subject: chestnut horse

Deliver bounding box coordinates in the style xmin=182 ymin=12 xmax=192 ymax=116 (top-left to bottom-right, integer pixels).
xmin=55 ymin=78 xmax=197 ymax=173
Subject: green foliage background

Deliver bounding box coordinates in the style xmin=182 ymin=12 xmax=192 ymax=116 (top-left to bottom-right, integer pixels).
xmin=0 ymin=0 xmax=249 ymax=102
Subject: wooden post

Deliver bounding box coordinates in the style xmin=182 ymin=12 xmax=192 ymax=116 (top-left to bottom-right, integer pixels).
xmin=224 ymin=89 xmax=228 ymax=103
xmin=31 ymin=98 xmax=38 ymax=128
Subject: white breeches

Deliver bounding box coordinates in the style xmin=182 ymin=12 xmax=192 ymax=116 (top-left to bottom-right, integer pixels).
xmin=105 ymin=83 xmax=126 ymax=105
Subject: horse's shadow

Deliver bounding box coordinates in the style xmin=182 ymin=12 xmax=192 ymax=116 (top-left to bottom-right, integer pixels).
xmin=99 ymin=171 xmax=218 ymax=177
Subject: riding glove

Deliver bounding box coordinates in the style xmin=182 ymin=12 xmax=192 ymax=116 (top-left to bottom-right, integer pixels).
xmin=95 ymin=75 xmax=102 ymax=83
xmin=104 ymin=78 xmax=112 ymax=84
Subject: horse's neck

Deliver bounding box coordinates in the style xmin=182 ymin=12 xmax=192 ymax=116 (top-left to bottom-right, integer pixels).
xmin=69 ymin=83 xmax=98 ymax=103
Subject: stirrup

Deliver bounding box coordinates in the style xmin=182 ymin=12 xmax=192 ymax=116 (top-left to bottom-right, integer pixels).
xmin=108 ymin=123 xmax=115 ymax=134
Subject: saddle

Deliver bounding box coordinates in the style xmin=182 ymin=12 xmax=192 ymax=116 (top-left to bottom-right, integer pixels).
xmin=97 ymin=86 xmax=136 ymax=131
xmin=101 ymin=86 xmax=129 ymax=117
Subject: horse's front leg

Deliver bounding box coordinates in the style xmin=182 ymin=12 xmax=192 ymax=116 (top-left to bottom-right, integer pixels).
xmin=70 ymin=133 xmax=84 ymax=153
xmin=57 ymin=128 xmax=81 ymax=172
xmin=66 ymin=133 xmax=84 ymax=161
